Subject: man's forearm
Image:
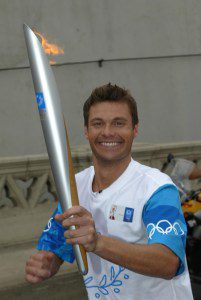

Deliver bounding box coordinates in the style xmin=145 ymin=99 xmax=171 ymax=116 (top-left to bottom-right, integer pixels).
xmin=55 ymin=207 xmax=179 ymax=279
xmin=93 ymin=235 xmax=179 ymax=279
xmin=39 ymin=250 xmax=63 ymax=264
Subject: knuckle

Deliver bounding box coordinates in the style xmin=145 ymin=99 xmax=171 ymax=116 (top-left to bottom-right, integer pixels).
xmin=87 ymin=234 xmax=93 ymax=243
xmin=88 ymin=226 xmax=95 ymax=235
xmin=70 ymin=206 xmax=80 ymax=215
xmin=68 ymin=230 xmax=74 ymax=238
xmin=33 ymin=277 xmax=40 ymax=283
xmin=74 ymin=218 xmax=81 ymax=226
xmin=86 ymin=215 xmax=93 ymax=225
xmin=25 ymin=265 xmax=32 ymax=273
xmin=62 ymin=220 xmax=69 ymax=228
xmin=37 ymin=269 xmax=45 ymax=278
xmin=75 ymin=205 xmax=81 ymax=211
xmin=70 ymin=218 xmax=75 ymax=225
xmin=90 ymin=218 xmax=95 ymax=226
xmin=26 ymin=266 xmax=34 ymax=276
xmin=69 ymin=238 xmax=76 ymax=245
xmin=25 ymin=274 xmax=34 ymax=283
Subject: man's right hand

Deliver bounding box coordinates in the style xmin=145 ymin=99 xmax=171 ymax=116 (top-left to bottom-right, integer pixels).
xmin=25 ymin=250 xmax=63 ymax=283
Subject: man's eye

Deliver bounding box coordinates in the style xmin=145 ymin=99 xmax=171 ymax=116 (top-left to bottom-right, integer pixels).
xmin=92 ymin=122 xmax=102 ymax=127
xmin=114 ymin=121 xmax=124 ymax=127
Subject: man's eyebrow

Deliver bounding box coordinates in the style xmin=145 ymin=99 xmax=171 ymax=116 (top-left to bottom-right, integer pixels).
xmin=113 ymin=117 xmax=127 ymax=121
xmin=89 ymin=118 xmax=103 ymax=123
xmin=90 ymin=117 xmax=128 ymax=122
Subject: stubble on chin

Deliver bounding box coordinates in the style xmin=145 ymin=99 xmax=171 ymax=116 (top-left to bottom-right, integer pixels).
xmin=90 ymin=142 xmax=132 ymax=166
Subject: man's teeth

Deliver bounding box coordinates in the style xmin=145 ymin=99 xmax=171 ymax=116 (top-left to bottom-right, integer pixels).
xmin=100 ymin=142 xmax=119 ymax=147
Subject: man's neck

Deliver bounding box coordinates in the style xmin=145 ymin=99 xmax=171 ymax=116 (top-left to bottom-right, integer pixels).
xmin=92 ymin=156 xmax=131 ymax=192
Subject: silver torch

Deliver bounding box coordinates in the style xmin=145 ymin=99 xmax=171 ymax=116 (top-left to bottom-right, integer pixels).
xmin=23 ymin=24 xmax=88 ymax=275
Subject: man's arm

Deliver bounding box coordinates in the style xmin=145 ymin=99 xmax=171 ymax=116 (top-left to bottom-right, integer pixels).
xmin=25 ymin=204 xmax=75 ymax=284
xmin=95 ymin=235 xmax=179 ymax=279
xmin=55 ymin=185 xmax=186 ymax=280
xmin=55 ymin=206 xmax=179 ymax=280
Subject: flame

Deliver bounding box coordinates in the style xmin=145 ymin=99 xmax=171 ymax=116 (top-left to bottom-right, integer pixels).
xmin=49 ymin=60 xmax=56 ymax=65
xmin=34 ymin=31 xmax=64 ymax=64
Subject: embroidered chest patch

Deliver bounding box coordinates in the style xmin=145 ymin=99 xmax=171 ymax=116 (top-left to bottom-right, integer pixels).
xmin=109 ymin=205 xmax=134 ymax=222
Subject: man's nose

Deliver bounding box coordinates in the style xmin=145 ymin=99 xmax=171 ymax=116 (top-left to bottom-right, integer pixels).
xmin=101 ymin=124 xmax=114 ymax=136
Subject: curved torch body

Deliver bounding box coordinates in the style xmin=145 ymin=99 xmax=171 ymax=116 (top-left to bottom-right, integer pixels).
xmin=23 ymin=24 xmax=88 ymax=275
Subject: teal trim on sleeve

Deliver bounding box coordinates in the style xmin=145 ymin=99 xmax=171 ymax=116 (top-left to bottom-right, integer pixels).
xmin=37 ymin=204 xmax=75 ymax=263
xmin=143 ymin=184 xmax=187 ymax=276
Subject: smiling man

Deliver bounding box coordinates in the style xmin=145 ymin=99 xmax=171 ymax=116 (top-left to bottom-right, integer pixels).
xmin=25 ymin=83 xmax=193 ymax=299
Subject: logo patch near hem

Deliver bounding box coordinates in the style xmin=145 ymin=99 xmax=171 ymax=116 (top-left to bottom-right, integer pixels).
xmin=109 ymin=205 xmax=134 ymax=222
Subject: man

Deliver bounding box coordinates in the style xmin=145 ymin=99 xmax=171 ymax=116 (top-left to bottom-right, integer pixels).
xmin=25 ymin=83 xmax=193 ymax=299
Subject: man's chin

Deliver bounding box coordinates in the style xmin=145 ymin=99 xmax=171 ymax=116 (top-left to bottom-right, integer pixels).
xmin=93 ymin=151 xmax=130 ymax=165
xmin=89 ymin=143 xmax=132 ymax=163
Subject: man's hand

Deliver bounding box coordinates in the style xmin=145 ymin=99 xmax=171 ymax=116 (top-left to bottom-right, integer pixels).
xmin=55 ymin=206 xmax=99 ymax=252
xmin=25 ymin=250 xmax=63 ymax=283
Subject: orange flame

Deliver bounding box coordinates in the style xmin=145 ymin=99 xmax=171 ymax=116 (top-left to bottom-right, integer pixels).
xmin=34 ymin=31 xmax=64 ymax=64
xmin=49 ymin=60 xmax=56 ymax=65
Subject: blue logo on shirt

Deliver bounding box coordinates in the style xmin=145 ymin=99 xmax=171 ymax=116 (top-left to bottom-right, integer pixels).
xmin=123 ymin=207 xmax=134 ymax=222
xmin=36 ymin=92 xmax=46 ymax=110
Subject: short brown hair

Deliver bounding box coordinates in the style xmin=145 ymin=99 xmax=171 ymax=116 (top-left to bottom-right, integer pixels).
xmin=83 ymin=83 xmax=139 ymax=127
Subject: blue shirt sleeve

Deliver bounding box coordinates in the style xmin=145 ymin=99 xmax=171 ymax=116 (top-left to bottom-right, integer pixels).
xmin=37 ymin=203 xmax=75 ymax=263
xmin=142 ymin=184 xmax=187 ymax=276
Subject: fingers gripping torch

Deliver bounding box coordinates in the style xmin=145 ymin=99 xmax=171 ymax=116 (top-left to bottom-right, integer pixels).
xmin=23 ymin=24 xmax=88 ymax=275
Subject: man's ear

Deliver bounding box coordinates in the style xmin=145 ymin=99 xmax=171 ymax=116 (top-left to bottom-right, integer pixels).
xmin=84 ymin=126 xmax=89 ymax=140
xmin=134 ymin=123 xmax=139 ymax=138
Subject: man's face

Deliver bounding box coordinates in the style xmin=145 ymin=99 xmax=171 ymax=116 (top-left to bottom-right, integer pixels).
xmin=84 ymin=101 xmax=138 ymax=164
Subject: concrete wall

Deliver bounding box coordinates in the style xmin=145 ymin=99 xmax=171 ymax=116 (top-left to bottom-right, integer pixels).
xmin=0 ymin=0 xmax=201 ymax=156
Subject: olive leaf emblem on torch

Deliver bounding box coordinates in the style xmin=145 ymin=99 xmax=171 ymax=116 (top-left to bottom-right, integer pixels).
xmin=23 ymin=24 xmax=88 ymax=275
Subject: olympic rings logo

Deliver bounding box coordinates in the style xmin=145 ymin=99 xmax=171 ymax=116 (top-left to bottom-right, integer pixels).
xmin=147 ymin=219 xmax=185 ymax=240
xmin=43 ymin=217 xmax=53 ymax=232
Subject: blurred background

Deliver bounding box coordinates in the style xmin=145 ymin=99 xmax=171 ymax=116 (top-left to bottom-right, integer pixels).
xmin=0 ymin=1 xmax=201 ymax=299
xmin=0 ymin=0 xmax=201 ymax=156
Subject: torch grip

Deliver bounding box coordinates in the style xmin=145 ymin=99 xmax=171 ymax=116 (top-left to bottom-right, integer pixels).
xmin=65 ymin=124 xmax=88 ymax=275
xmin=73 ymin=243 xmax=88 ymax=275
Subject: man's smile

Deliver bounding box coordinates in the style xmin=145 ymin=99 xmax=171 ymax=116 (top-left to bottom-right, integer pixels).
xmin=97 ymin=141 xmax=123 ymax=148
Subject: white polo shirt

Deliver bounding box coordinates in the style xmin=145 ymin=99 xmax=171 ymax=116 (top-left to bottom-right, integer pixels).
xmin=38 ymin=159 xmax=193 ymax=300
